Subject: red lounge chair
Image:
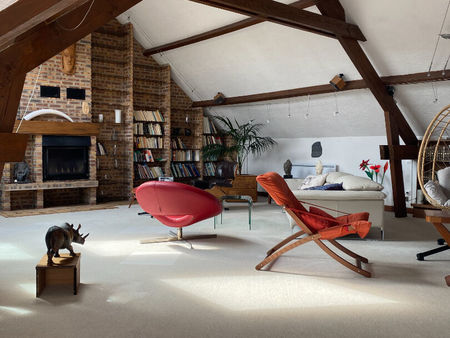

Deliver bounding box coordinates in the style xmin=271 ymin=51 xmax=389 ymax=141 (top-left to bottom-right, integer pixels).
xmin=256 ymin=172 xmax=372 ymax=277
xmin=136 ymin=181 xmax=222 ymax=244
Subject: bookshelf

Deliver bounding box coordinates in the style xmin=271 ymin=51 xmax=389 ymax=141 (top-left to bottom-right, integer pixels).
xmin=170 ymin=108 xmax=203 ymax=181
xmin=133 ymin=110 xmax=168 ymax=183
xmin=202 ymin=116 xmax=223 ymax=178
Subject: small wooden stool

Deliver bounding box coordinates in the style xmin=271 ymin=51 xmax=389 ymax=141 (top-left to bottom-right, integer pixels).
xmin=35 ymin=253 xmax=80 ymax=297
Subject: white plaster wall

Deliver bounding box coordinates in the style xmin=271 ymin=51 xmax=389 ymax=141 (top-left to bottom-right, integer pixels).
xmin=246 ymin=136 xmax=417 ymax=206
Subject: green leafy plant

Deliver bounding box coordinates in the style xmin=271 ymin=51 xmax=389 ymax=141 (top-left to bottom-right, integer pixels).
xmin=202 ymin=116 xmax=276 ymax=175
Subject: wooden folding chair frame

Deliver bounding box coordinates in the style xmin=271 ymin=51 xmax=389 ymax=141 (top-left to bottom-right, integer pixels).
xmin=255 ymin=207 xmax=371 ymax=278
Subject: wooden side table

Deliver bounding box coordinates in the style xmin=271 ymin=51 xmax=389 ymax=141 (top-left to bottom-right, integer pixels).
xmin=36 ymin=253 xmax=81 ymax=297
xmin=416 ymin=210 xmax=450 ymax=261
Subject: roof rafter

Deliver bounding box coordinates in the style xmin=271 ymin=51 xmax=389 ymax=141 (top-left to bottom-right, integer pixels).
xmin=143 ymin=0 xmax=316 ymax=56
xmin=188 ymin=0 xmax=366 ymax=41
xmin=0 ymin=0 xmax=91 ymax=52
xmin=192 ymin=70 xmax=450 ymax=107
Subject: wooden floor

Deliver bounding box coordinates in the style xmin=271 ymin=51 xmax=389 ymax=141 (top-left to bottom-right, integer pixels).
xmin=0 ymin=202 xmax=125 ymax=218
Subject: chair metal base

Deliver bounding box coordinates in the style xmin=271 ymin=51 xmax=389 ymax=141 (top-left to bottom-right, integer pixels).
xmin=416 ymin=238 xmax=449 ymax=261
xmin=140 ymin=227 xmax=217 ymax=244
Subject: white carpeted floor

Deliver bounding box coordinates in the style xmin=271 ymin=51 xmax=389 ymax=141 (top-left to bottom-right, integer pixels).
xmin=0 ymin=200 xmax=449 ymax=338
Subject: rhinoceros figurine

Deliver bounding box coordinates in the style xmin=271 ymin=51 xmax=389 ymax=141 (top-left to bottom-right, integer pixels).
xmin=45 ymin=223 xmax=89 ymax=265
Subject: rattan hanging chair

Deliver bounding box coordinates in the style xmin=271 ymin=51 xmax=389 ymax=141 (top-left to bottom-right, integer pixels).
xmin=417 ymin=104 xmax=450 ymax=209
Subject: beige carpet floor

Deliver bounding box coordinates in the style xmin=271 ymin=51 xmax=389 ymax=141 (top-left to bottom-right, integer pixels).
xmin=0 ymin=200 xmax=448 ymax=338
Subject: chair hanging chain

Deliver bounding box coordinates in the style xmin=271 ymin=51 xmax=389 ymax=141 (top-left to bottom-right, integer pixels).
xmin=427 ymin=0 xmax=450 ymax=74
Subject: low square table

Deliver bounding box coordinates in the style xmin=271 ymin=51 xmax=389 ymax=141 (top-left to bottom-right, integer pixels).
xmin=214 ymin=195 xmax=253 ymax=230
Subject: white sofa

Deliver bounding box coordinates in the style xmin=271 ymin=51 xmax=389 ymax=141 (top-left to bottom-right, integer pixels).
xmin=284 ymin=172 xmax=386 ymax=239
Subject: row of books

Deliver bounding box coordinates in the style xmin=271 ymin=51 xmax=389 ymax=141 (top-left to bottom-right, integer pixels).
xmin=135 ymin=136 xmax=164 ymax=149
xmin=203 ymin=135 xmax=223 ymax=146
xmin=172 ymin=150 xmax=200 ymax=162
xmin=171 ymin=163 xmax=200 ymax=178
xmin=133 ymin=110 xmax=165 ymax=122
xmin=133 ymin=123 xmax=163 ymax=136
xmin=171 ymin=137 xmax=187 ymax=149
xmin=134 ymin=149 xmax=154 ymax=163
xmin=135 ymin=164 xmax=164 ymax=179
xmin=203 ymin=117 xmax=218 ymax=134
xmin=203 ymin=162 xmax=217 ymax=177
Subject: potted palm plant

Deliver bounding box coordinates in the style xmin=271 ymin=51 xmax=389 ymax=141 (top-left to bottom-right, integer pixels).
xmin=202 ymin=116 xmax=276 ymax=175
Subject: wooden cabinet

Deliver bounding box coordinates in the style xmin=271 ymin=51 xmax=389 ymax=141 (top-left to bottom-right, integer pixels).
xmin=206 ymin=175 xmax=258 ymax=201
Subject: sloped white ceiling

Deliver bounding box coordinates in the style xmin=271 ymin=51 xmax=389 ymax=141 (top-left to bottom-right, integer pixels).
xmin=118 ymin=0 xmax=450 ymax=138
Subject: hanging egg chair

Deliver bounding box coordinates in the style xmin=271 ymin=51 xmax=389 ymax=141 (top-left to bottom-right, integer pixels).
xmin=417 ymin=104 xmax=450 ymax=209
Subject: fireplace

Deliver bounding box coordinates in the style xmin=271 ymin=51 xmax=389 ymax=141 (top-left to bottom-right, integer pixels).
xmin=43 ymin=136 xmax=90 ymax=181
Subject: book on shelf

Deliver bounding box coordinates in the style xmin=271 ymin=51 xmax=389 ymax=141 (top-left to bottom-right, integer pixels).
xmin=171 ymin=137 xmax=187 ymax=149
xmin=203 ymin=116 xmax=218 ymax=134
xmin=135 ymin=164 xmax=164 ymax=179
xmin=133 ymin=123 xmax=163 ymax=135
xmin=134 ymin=136 xmax=164 ymax=149
xmin=172 ymin=150 xmax=200 ymax=162
xmin=134 ymin=149 xmax=154 ymax=162
xmin=133 ymin=110 xmax=165 ymax=122
xmin=203 ymin=162 xmax=216 ymax=176
xmin=170 ymin=163 xmax=200 ymax=178
xmin=202 ymin=135 xmax=223 ymax=146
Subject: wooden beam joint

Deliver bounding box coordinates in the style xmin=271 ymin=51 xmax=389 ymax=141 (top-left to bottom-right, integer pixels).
xmin=379 ymin=145 xmax=419 ymax=160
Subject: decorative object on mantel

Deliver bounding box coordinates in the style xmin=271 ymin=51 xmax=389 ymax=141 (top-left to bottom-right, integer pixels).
xmin=315 ymin=160 xmax=323 ymax=175
xmin=14 ymin=162 xmax=31 ymax=183
xmin=23 ymin=109 xmax=74 ymax=122
xmin=359 ymin=159 xmax=389 ymax=184
xmin=60 ymin=44 xmax=76 ymax=75
xmin=283 ymin=159 xmax=292 ymax=178
xmin=311 ymin=141 xmax=322 ymax=158
xmin=201 ymin=116 xmax=276 ymax=175
xmin=82 ymin=101 xmax=90 ymax=114
xmin=45 ymin=223 xmax=88 ymax=266
xmin=98 ymin=114 xmax=103 ymax=123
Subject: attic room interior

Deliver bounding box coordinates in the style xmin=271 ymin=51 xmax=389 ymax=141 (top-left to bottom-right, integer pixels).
xmin=0 ymin=0 xmax=449 ymax=337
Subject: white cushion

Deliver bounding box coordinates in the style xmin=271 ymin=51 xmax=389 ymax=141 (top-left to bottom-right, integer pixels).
xmin=326 ymin=172 xmax=351 ymax=184
xmin=300 ymin=174 xmax=328 ymax=190
xmin=437 ymin=167 xmax=450 ymax=198
xmin=341 ymin=175 xmax=384 ymax=191
xmin=424 ymin=180 xmax=447 ymax=206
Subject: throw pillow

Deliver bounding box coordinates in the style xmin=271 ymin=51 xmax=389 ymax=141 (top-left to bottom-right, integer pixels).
xmin=341 ymin=175 xmax=383 ymax=191
xmin=306 ymin=183 xmax=344 ymax=190
xmin=437 ymin=167 xmax=450 ymax=198
xmin=326 ymin=172 xmax=351 ymax=184
xmin=300 ymin=173 xmax=328 ymax=190
xmin=424 ymin=180 xmax=448 ymax=206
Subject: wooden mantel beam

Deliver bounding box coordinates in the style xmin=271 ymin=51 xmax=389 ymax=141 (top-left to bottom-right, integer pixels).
xmin=143 ymin=0 xmax=316 ymax=56
xmin=192 ymin=69 xmax=450 ymax=107
xmin=189 ymin=0 xmax=366 ymax=41
xmin=0 ymin=0 xmax=91 ymax=52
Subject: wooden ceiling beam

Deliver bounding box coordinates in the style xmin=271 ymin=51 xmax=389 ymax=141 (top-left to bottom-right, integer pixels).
xmin=188 ymin=0 xmax=366 ymax=41
xmin=316 ymin=0 xmax=413 ymax=217
xmin=0 ymin=0 xmax=141 ymax=75
xmin=0 ymin=0 xmax=91 ymax=52
xmin=143 ymin=0 xmax=316 ymax=56
xmin=192 ymin=69 xmax=450 ymax=107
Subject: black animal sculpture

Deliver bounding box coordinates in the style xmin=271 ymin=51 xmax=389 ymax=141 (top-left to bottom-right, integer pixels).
xmin=45 ymin=223 xmax=89 ymax=265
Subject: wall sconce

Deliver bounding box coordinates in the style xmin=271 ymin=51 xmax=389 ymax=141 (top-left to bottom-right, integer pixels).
xmin=330 ymin=74 xmax=346 ymax=91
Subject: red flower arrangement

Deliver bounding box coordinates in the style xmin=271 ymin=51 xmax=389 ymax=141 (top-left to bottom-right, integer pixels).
xmin=359 ymin=160 xmax=389 ymax=184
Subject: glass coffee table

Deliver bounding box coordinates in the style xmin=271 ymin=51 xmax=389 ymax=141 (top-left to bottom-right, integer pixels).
xmin=214 ymin=195 xmax=253 ymax=230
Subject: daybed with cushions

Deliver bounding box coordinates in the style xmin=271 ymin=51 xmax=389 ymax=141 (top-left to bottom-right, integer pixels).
xmin=284 ymin=172 xmax=386 ymax=239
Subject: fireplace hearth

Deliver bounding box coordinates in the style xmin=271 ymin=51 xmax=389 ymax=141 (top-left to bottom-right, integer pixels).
xmin=43 ymin=136 xmax=90 ymax=181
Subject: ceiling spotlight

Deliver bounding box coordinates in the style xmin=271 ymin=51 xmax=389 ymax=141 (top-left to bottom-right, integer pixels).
xmin=333 ymin=111 xmax=339 ymax=117
xmin=304 ymin=113 xmax=310 ymax=119
xmin=440 ymin=33 xmax=450 ymax=39
xmin=330 ymin=73 xmax=346 ymax=90
xmin=213 ymin=92 xmax=226 ymax=104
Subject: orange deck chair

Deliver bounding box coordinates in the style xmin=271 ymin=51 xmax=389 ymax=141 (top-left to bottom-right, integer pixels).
xmin=256 ymin=172 xmax=372 ymax=277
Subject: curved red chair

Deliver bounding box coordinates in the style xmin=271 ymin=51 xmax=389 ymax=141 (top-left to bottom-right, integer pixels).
xmin=136 ymin=181 xmax=222 ymax=244
xmin=256 ymin=172 xmax=372 ymax=277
